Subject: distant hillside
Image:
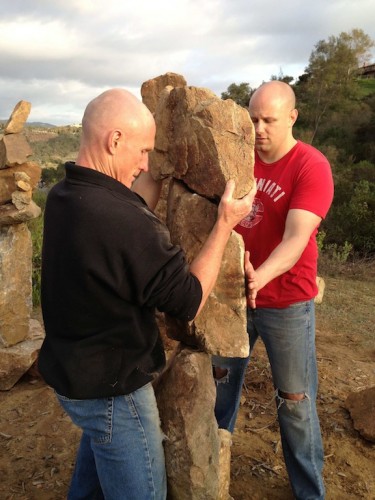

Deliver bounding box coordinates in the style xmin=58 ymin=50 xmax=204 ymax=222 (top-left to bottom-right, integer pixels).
xmin=26 ymin=126 xmax=81 ymax=169
xmin=0 ymin=120 xmax=56 ymax=128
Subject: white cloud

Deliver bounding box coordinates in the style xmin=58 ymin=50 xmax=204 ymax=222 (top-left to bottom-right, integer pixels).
xmin=0 ymin=0 xmax=374 ymax=124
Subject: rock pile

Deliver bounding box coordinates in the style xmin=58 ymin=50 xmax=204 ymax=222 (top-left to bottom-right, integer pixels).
xmin=142 ymin=73 xmax=255 ymax=499
xmin=0 ymin=101 xmax=44 ymax=390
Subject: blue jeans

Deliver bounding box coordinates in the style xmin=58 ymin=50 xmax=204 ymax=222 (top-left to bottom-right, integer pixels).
xmin=56 ymin=382 xmax=167 ymax=500
xmin=213 ymin=300 xmax=325 ymax=500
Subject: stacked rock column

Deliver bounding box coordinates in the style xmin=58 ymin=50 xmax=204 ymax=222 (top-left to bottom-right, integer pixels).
xmin=142 ymin=74 xmax=255 ymax=499
xmin=0 ymin=101 xmax=44 ymax=390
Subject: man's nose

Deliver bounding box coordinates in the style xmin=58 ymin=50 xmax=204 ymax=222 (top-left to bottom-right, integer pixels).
xmin=255 ymin=121 xmax=264 ymax=134
xmin=141 ymin=155 xmax=149 ymax=172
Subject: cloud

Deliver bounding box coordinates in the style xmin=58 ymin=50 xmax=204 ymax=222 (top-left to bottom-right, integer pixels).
xmin=0 ymin=0 xmax=374 ymax=124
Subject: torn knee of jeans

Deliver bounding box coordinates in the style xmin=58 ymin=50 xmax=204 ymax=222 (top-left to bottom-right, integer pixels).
xmin=277 ymin=389 xmax=307 ymax=402
xmin=212 ymin=366 xmax=229 ymax=383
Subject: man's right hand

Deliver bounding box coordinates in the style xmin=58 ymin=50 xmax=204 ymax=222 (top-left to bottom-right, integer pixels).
xmin=217 ymin=180 xmax=256 ymax=229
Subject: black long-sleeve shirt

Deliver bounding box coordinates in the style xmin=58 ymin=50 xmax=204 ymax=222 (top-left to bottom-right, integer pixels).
xmin=38 ymin=162 xmax=202 ymax=399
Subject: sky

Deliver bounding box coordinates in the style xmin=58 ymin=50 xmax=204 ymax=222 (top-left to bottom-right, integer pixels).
xmin=1 ymin=0 xmax=374 ymax=126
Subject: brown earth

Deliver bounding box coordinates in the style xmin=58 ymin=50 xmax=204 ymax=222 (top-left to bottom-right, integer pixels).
xmin=0 ymin=276 xmax=374 ymax=500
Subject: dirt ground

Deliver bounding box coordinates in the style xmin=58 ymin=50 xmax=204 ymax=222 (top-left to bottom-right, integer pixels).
xmin=0 ymin=277 xmax=374 ymax=499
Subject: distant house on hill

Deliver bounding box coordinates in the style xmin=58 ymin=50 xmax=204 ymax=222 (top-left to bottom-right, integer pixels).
xmin=357 ymin=63 xmax=375 ymax=79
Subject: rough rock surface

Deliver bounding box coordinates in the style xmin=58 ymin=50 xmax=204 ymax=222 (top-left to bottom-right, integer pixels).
xmin=4 ymin=100 xmax=31 ymax=135
xmin=0 ymin=319 xmax=44 ymax=390
xmin=141 ymin=72 xmax=187 ymax=114
xmin=149 ymin=83 xmax=254 ymax=200
xmin=155 ymin=347 xmax=223 ymax=500
xmin=0 ymin=223 xmax=33 ymax=347
xmin=0 ymin=133 xmax=33 ymax=168
xmin=0 ymin=162 xmax=42 ymax=204
xmin=165 ymin=180 xmax=249 ymax=357
xmin=346 ymin=386 xmax=375 ymax=442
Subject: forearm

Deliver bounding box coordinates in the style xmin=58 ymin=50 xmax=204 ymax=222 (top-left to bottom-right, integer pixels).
xmin=132 ymin=171 xmax=162 ymax=210
xmin=190 ymin=219 xmax=233 ymax=316
xmin=256 ymin=236 xmax=306 ymax=290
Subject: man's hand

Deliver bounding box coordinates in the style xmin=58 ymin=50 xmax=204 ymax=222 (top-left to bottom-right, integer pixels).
xmin=244 ymin=250 xmax=257 ymax=309
xmin=217 ymin=180 xmax=256 ymax=229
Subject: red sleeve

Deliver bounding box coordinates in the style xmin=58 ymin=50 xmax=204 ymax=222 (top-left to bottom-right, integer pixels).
xmin=289 ymin=150 xmax=334 ymax=219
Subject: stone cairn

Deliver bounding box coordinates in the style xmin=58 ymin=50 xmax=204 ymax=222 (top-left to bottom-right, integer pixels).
xmin=0 ymin=101 xmax=44 ymax=390
xmin=141 ymin=73 xmax=255 ymax=499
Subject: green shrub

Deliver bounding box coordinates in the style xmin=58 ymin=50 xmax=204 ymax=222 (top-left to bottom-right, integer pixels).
xmin=28 ymin=190 xmax=47 ymax=307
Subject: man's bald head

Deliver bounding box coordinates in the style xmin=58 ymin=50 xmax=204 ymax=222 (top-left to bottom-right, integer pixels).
xmin=250 ymin=81 xmax=296 ymax=112
xmin=76 ymin=88 xmax=156 ymax=187
xmin=81 ymin=88 xmax=154 ymax=144
xmin=249 ymin=81 xmax=298 ymax=163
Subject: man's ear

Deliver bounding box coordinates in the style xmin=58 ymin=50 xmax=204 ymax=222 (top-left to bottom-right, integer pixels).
xmin=290 ymin=108 xmax=298 ymax=127
xmin=108 ymin=129 xmax=122 ymax=155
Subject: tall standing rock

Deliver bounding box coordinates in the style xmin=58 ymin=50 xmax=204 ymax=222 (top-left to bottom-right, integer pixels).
xmin=155 ymin=348 xmax=222 ymax=500
xmin=142 ymin=74 xmax=255 ymax=499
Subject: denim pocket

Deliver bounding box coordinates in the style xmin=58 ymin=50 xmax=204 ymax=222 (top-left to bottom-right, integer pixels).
xmin=55 ymin=392 xmax=113 ymax=444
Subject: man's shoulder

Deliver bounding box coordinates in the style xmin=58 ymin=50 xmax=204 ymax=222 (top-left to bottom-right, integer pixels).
xmin=295 ymin=140 xmax=329 ymax=164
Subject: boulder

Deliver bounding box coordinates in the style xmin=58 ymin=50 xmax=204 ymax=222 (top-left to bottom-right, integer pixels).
xmin=346 ymin=386 xmax=375 ymax=442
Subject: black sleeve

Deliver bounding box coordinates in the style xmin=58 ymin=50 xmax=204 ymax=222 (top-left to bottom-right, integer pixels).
xmin=119 ymin=210 xmax=203 ymax=321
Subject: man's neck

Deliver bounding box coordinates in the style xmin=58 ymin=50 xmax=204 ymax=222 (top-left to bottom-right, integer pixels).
xmin=258 ymin=138 xmax=298 ymax=164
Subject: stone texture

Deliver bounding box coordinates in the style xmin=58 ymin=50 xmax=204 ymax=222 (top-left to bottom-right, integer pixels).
xmin=0 ymin=162 xmax=42 ymax=204
xmin=315 ymin=276 xmax=325 ymax=304
xmin=346 ymin=386 xmax=375 ymax=442
xmin=11 ymin=190 xmax=33 ymax=210
xmin=0 ymin=319 xmax=44 ymax=390
xmin=149 ymin=83 xmax=255 ymax=199
xmin=0 ymin=200 xmax=41 ymax=226
xmin=155 ymin=347 xmax=223 ymax=500
xmin=0 ymin=223 xmax=33 ymax=347
xmin=0 ymin=133 xmax=33 ymax=168
xmin=4 ymin=100 xmax=31 ymax=134
xmin=165 ymin=180 xmax=249 ymax=357
xmin=141 ymin=72 xmax=187 ymax=114
xmin=218 ymin=429 xmax=232 ymax=500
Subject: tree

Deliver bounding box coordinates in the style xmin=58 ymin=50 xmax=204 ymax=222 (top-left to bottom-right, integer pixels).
xmin=221 ymin=82 xmax=253 ymax=107
xmin=270 ymin=68 xmax=294 ymax=84
xmin=295 ymin=28 xmax=374 ymax=144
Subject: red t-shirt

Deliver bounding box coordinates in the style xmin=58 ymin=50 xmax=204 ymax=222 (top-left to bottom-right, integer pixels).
xmin=235 ymin=141 xmax=334 ymax=308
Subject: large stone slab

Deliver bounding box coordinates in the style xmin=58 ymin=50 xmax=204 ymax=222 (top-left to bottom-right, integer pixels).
xmin=149 ymin=83 xmax=255 ymax=200
xmin=0 ymin=223 xmax=32 ymax=346
xmin=4 ymin=100 xmax=31 ymax=134
xmin=155 ymin=347 xmax=224 ymax=499
xmin=0 ymin=319 xmax=44 ymax=390
xmin=346 ymin=386 xmax=375 ymax=442
xmin=165 ymin=180 xmax=249 ymax=357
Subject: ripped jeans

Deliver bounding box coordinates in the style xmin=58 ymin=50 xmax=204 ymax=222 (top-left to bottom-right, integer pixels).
xmin=212 ymin=300 xmax=325 ymax=500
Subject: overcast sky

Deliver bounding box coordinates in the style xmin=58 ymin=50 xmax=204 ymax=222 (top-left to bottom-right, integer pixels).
xmin=1 ymin=0 xmax=374 ymax=125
